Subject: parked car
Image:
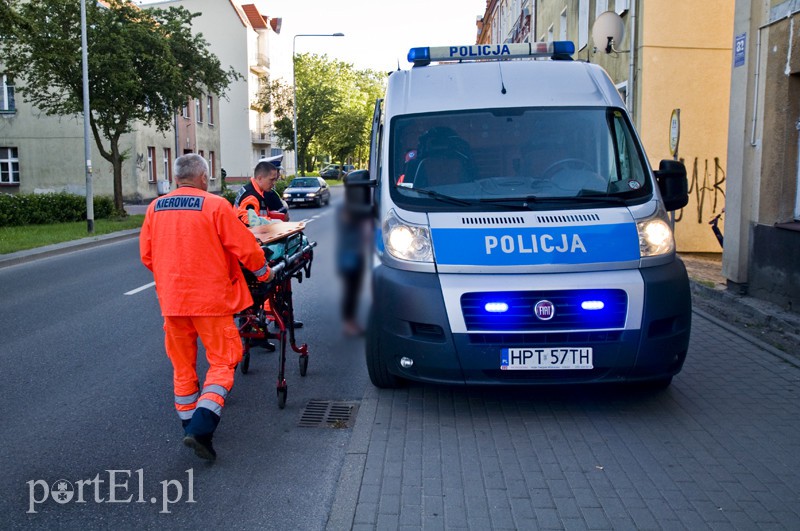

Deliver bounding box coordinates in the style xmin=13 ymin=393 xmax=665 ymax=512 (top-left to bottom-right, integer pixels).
xmin=320 ymin=164 xmax=355 ymax=178
xmin=282 ymin=176 xmax=331 ymax=207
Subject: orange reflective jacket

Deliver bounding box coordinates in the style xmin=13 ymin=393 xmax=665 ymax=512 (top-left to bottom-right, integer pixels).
xmin=140 ymin=188 xmax=268 ymax=316
xmin=234 ymin=178 xmax=289 ymax=224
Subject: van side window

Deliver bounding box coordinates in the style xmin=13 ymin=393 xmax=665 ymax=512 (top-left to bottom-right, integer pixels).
xmin=610 ymin=110 xmax=646 ymax=189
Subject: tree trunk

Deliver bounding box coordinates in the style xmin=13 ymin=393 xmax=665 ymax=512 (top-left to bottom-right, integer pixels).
xmin=110 ymin=137 xmax=124 ymax=215
xmin=89 ymin=118 xmax=126 ymax=216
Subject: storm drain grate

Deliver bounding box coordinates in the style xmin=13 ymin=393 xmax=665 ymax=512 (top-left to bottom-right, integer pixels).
xmin=298 ymin=400 xmax=359 ymax=428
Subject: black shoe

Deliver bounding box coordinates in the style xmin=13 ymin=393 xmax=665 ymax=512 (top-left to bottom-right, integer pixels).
xmin=183 ymin=434 xmax=217 ymax=461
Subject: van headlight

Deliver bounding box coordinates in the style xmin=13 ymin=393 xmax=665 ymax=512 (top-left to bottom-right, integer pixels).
xmin=637 ymin=208 xmax=675 ymax=257
xmin=383 ymin=209 xmax=433 ymax=262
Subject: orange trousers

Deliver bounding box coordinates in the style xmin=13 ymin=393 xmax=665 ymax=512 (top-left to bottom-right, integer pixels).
xmin=163 ymin=315 xmax=242 ymax=421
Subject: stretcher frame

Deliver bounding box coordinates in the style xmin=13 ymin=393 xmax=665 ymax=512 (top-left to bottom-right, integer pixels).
xmin=236 ymin=223 xmax=316 ymax=409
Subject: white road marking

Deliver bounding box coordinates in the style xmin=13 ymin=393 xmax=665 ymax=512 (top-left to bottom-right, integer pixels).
xmin=125 ymin=281 xmax=155 ymax=295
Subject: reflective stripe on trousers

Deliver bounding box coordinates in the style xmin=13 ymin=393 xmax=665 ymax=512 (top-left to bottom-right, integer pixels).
xmin=163 ymin=315 xmax=242 ymax=419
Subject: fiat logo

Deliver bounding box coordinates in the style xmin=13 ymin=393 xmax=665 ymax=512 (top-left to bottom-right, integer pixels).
xmin=534 ymin=300 xmax=555 ymax=320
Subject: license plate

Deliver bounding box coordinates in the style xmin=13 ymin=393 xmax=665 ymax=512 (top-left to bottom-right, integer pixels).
xmin=501 ymin=347 xmax=593 ymax=370
xmin=291 ymin=198 xmax=308 ymax=202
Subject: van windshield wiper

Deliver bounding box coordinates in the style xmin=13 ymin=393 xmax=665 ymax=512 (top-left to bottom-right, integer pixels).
xmin=408 ymin=188 xmax=476 ymax=206
xmin=480 ymin=194 xmax=628 ymax=206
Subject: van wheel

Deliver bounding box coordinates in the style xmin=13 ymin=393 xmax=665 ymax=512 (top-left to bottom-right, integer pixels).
xmin=365 ymin=313 xmax=402 ymax=388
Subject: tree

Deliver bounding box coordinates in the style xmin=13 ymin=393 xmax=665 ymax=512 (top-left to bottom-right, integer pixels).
xmin=321 ymin=68 xmax=385 ymax=173
xmin=1 ymin=0 xmax=238 ymax=213
xmin=257 ymin=53 xmax=386 ymax=176
xmin=254 ymin=76 xmax=294 ymax=150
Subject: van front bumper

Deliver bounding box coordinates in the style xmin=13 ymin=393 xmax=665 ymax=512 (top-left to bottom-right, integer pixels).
xmin=368 ymin=260 xmax=691 ymax=386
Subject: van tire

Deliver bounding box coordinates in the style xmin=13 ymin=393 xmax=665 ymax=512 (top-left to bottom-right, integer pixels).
xmin=365 ymin=312 xmax=402 ymax=388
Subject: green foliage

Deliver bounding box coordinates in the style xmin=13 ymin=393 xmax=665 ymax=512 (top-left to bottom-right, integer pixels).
xmin=1 ymin=0 xmax=238 ymax=213
xmin=0 ymin=193 xmax=116 ymax=227
xmin=0 ymin=215 xmax=144 ymax=255
xmin=222 ymin=188 xmax=237 ymax=206
xmin=262 ymin=54 xmax=386 ymax=175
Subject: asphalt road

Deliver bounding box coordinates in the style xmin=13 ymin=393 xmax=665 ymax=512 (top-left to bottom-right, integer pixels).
xmin=0 ymin=188 xmax=371 ymax=529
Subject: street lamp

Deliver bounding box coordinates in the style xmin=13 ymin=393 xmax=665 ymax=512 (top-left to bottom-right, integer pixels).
xmin=80 ymin=0 xmax=93 ymax=233
xmin=292 ymin=32 xmax=344 ymax=176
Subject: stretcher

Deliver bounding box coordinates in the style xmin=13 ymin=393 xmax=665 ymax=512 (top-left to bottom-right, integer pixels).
xmin=236 ymin=222 xmax=316 ymax=409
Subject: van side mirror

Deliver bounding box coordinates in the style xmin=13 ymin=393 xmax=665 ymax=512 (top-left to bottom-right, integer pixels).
xmin=343 ymin=170 xmax=376 ymax=215
xmin=654 ymin=160 xmax=689 ymax=211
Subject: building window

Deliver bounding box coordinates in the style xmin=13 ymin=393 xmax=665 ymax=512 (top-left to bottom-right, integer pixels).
xmin=209 ymin=151 xmax=216 ymax=180
xmin=596 ymin=0 xmax=609 ymax=17
xmin=1 ymin=75 xmax=15 ymax=113
xmin=163 ymin=148 xmax=172 ymax=182
xmin=0 ymin=147 xmax=20 ymax=184
xmin=560 ymin=9 xmax=568 ymax=41
xmin=147 ymin=146 xmax=157 ymax=182
xmin=181 ymin=101 xmax=190 ymax=119
xmin=578 ymin=0 xmax=589 ymax=50
xmin=195 ymin=97 xmax=203 ymax=123
xmin=547 ymin=25 xmax=554 ymax=43
xmin=207 ymin=95 xmax=214 ymax=125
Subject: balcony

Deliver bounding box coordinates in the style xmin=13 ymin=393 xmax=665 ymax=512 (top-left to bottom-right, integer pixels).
xmin=249 ymin=53 xmax=270 ymax=75
xmin=251 ymin=130 xmax=271 ymax=144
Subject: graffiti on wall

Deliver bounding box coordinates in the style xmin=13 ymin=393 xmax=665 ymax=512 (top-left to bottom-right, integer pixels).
xmin=674 ymin=156 xmax=725 ymax=224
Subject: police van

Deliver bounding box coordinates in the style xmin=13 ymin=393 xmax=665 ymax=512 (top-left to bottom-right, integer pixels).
xmin=347 ymin=41 xmax=691 ymax=389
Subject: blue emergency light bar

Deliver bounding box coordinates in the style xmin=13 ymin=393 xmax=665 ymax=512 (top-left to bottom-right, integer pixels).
xmin=408 ymin=41 xmax=575 ymax=66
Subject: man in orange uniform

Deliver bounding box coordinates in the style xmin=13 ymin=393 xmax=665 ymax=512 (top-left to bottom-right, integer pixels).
xmin=234 ymin=160 xmax=289 ymax=224
xmin=140 ymin=154 xmax=272 ymax=461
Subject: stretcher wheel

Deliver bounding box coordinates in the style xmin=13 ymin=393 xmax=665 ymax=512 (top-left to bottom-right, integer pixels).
xmin=240 ymin=350 xmax=250 ymax=374
xmin=299 ymin=355 xmax=308 ymax=376
xmin=277 ymin=387 xmax=287 ymax=409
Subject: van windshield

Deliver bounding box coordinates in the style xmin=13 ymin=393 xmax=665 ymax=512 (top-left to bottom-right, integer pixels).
xmin=389 ymin=107 xmax=651 ymax=210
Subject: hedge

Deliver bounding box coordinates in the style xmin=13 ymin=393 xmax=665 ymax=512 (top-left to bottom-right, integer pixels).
xmin=0 ymin=192 xmax=117 ymax=227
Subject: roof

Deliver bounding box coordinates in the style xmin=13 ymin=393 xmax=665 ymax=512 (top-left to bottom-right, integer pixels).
xmin=386 ymin=60 xmax=618 ymax=115
xmin=241 ymin=3 xmax=268 ymax=30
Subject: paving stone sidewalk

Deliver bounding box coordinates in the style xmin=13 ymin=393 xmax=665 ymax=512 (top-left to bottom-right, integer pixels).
xmin=328 ymin=308 xmax=800 ymax=530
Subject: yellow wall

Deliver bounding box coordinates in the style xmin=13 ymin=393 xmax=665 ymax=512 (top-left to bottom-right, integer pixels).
xmin=638 ymin=1 xmax=734 ymax=251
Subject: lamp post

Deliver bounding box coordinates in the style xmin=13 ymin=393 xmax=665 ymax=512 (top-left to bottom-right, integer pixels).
xmin=80 ymin=0 xmax=93 ymax=233
xmin=292 ymin=32 xmax=344 ymax=176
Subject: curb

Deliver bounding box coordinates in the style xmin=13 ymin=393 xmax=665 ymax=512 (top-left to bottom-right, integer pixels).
xmin=691 ymin=306 xmax=800 ymax=369
xmin=0 ymin=228 xmax=141 ymax=269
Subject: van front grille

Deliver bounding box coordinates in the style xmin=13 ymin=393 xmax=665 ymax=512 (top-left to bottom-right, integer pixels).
xmin=461 ymin=289 xmax=628 ymax=332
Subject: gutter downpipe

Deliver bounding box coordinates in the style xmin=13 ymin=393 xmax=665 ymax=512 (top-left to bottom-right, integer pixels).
xmin=627 ymin=0 xmax=637 ymax=122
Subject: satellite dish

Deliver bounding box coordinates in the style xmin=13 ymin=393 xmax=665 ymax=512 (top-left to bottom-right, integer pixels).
xmin=270 ymin=17 xmax=282 ymax=35
xmin=591 ymin=11 xmax=625 ymax=53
